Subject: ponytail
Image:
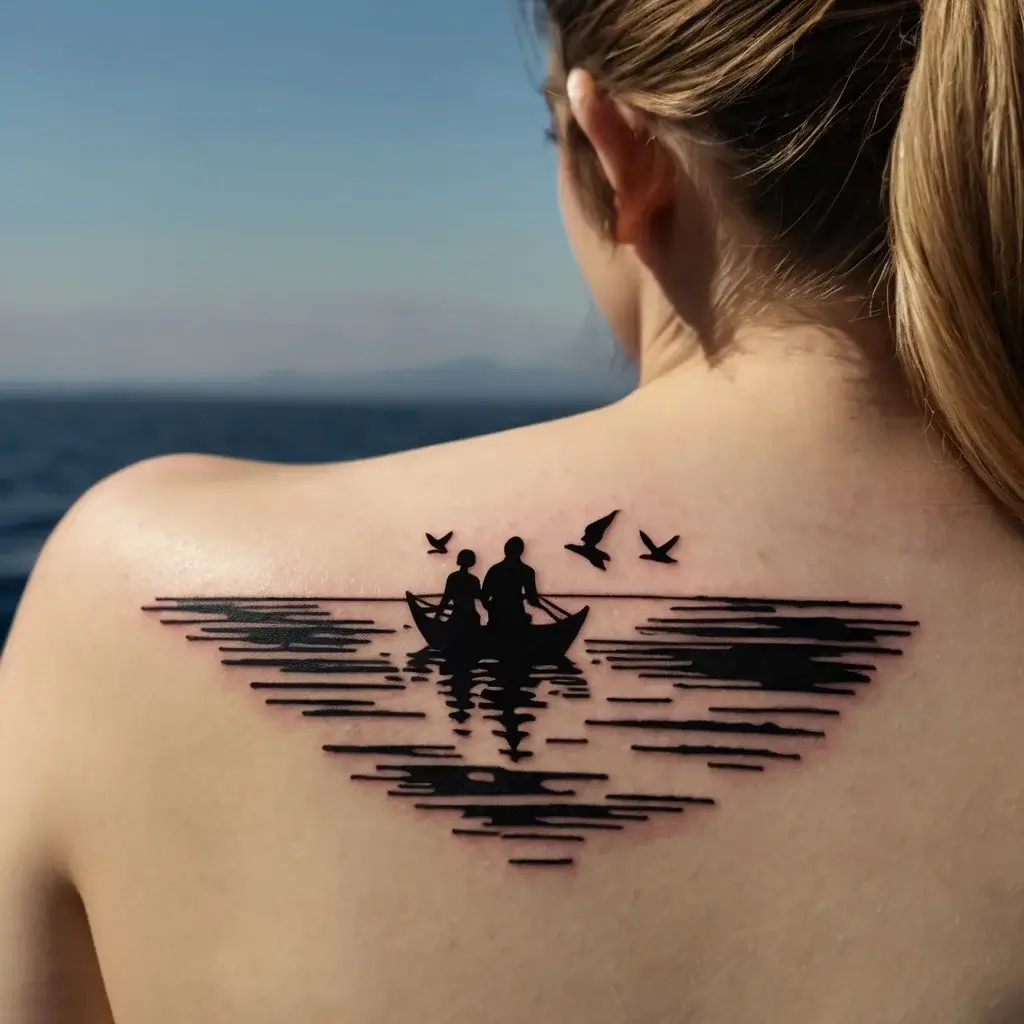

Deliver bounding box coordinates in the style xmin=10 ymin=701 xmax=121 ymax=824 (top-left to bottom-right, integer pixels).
xmin=890 ymin=0 xmax=1024 ymax=517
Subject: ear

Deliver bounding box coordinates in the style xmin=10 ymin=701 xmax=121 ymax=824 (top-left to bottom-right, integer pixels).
xmin=566 ymin=68 xmax=676 ymax=249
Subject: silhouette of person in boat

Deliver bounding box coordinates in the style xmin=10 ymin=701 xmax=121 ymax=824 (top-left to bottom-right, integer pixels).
xmin=482 ymin=537 xmax=542 ymax=634
xmin=405 ymin=536 xmax=587 ymax=664
xmin=437 ymin=549 xmax=483 ymax=631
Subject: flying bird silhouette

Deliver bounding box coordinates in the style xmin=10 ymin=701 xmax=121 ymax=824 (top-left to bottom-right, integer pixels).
xmin=565 ymin=510 xmax=619 ymax=570
xmin=426 ymin=531 xmax=453 ymax=554
xmin=639 ymin=530 xmax=679 ymax=564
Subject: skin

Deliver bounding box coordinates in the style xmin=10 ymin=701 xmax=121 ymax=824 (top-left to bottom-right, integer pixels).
xmin=3 ymin=63 xmax=1024 ymax=1024
xmin=556 ymin=71 xmax=684 ymax=379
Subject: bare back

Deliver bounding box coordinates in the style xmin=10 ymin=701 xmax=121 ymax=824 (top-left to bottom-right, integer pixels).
xmin=4 ymin=373 xmax=1024 ymax=1024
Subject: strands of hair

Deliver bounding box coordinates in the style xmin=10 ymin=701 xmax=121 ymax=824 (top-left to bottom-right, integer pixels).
xmin=528 ymin=0 xmax=1024 ymax=526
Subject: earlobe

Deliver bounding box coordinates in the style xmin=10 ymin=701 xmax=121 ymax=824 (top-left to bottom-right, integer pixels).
xmin=614 ymin=195 xmax=643 ymax=247
xmin=615 ymin=145 xmax=677 ymax=248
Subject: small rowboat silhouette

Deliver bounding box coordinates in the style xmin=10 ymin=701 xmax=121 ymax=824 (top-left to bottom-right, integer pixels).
xmin=405 ymin=591 xmax=589 ymax=663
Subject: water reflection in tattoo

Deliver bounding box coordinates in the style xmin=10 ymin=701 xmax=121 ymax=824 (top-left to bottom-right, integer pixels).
xmin=143 ymin=516 xmax=918 ymax=868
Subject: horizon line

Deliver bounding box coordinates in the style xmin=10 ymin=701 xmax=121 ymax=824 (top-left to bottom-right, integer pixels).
xmin=146 ymin=594 xmax=910 ymax=612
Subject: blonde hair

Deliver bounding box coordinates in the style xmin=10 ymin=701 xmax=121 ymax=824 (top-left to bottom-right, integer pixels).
xmin=530 ymin=0 xmax=1024 ymax=521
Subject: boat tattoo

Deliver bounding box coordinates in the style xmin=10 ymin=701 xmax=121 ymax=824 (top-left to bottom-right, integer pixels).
xmin=143 ymin=514 xmax=919 ymax=868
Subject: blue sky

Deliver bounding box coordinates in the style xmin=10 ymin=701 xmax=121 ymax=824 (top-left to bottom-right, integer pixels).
xmin=0 ymin=0 xmax=607 ymax=384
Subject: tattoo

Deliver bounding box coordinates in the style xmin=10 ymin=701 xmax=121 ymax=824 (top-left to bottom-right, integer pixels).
xmin=426 ymin=531 xmax=453 ymax=555
xmin=143 ymin=514 xmax=919 ymax=869
xmin=565 ymin=509 xmax=618 ymax=570
xmin=638 ymin=529 xmax=679 ymax=563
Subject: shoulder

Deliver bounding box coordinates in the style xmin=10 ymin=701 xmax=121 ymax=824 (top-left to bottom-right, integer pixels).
xmin=8 ymin=454 xmax=251 ymax=633
xmin=55 ymin=451 xmax=278 ymax=536
xmin=0 ymin=453 xmax=317 ymax=871
xmin=0 ymin=450 xmax=294 ymax=728
xmin=0 ymin=400 xmax=620 ymax=712
xmin=2 ymin=394 xmax=627 ymax=673
xmin=0 ymin=451 xmax=259 ymax=710
xmin=0 ymin=454 xmax=240 ymax=1022
xmin=0 ymin=449 xmax=335 ymax=1021
xmin=6 ymin=450 xmax=358 ymax=669
xmin=10 ymin=453 xmax=231 ymax=619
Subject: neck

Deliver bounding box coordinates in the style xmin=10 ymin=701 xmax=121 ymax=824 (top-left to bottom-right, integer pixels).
xmin=609 ymin=317 xmax=999 ymax=583
xmin=628 ymin=313 xmax=923 ymax=454
xmin=637 ymin=290 xmax=906 ymax=396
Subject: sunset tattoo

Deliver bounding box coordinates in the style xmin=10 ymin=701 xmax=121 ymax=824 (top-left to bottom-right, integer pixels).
xmin=143 ymin=511 xmax=919 ymax=868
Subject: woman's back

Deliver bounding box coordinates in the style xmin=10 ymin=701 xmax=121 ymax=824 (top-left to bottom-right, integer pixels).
xmin=7 ymin=359 xmax=1024 ymax=1023
xmin=8 ymin=0 xmax=1024 ymax=1019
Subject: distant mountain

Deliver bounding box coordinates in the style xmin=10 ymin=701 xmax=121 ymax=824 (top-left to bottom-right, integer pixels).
xmin=0 ymin=356 xmax=637 ymax=402
xmin=301 ymin=356 xmax=637 ymax=400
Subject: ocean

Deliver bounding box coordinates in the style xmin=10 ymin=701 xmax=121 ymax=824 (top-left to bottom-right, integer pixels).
xmin=0 ymin=394 xmax=595 ymax=645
